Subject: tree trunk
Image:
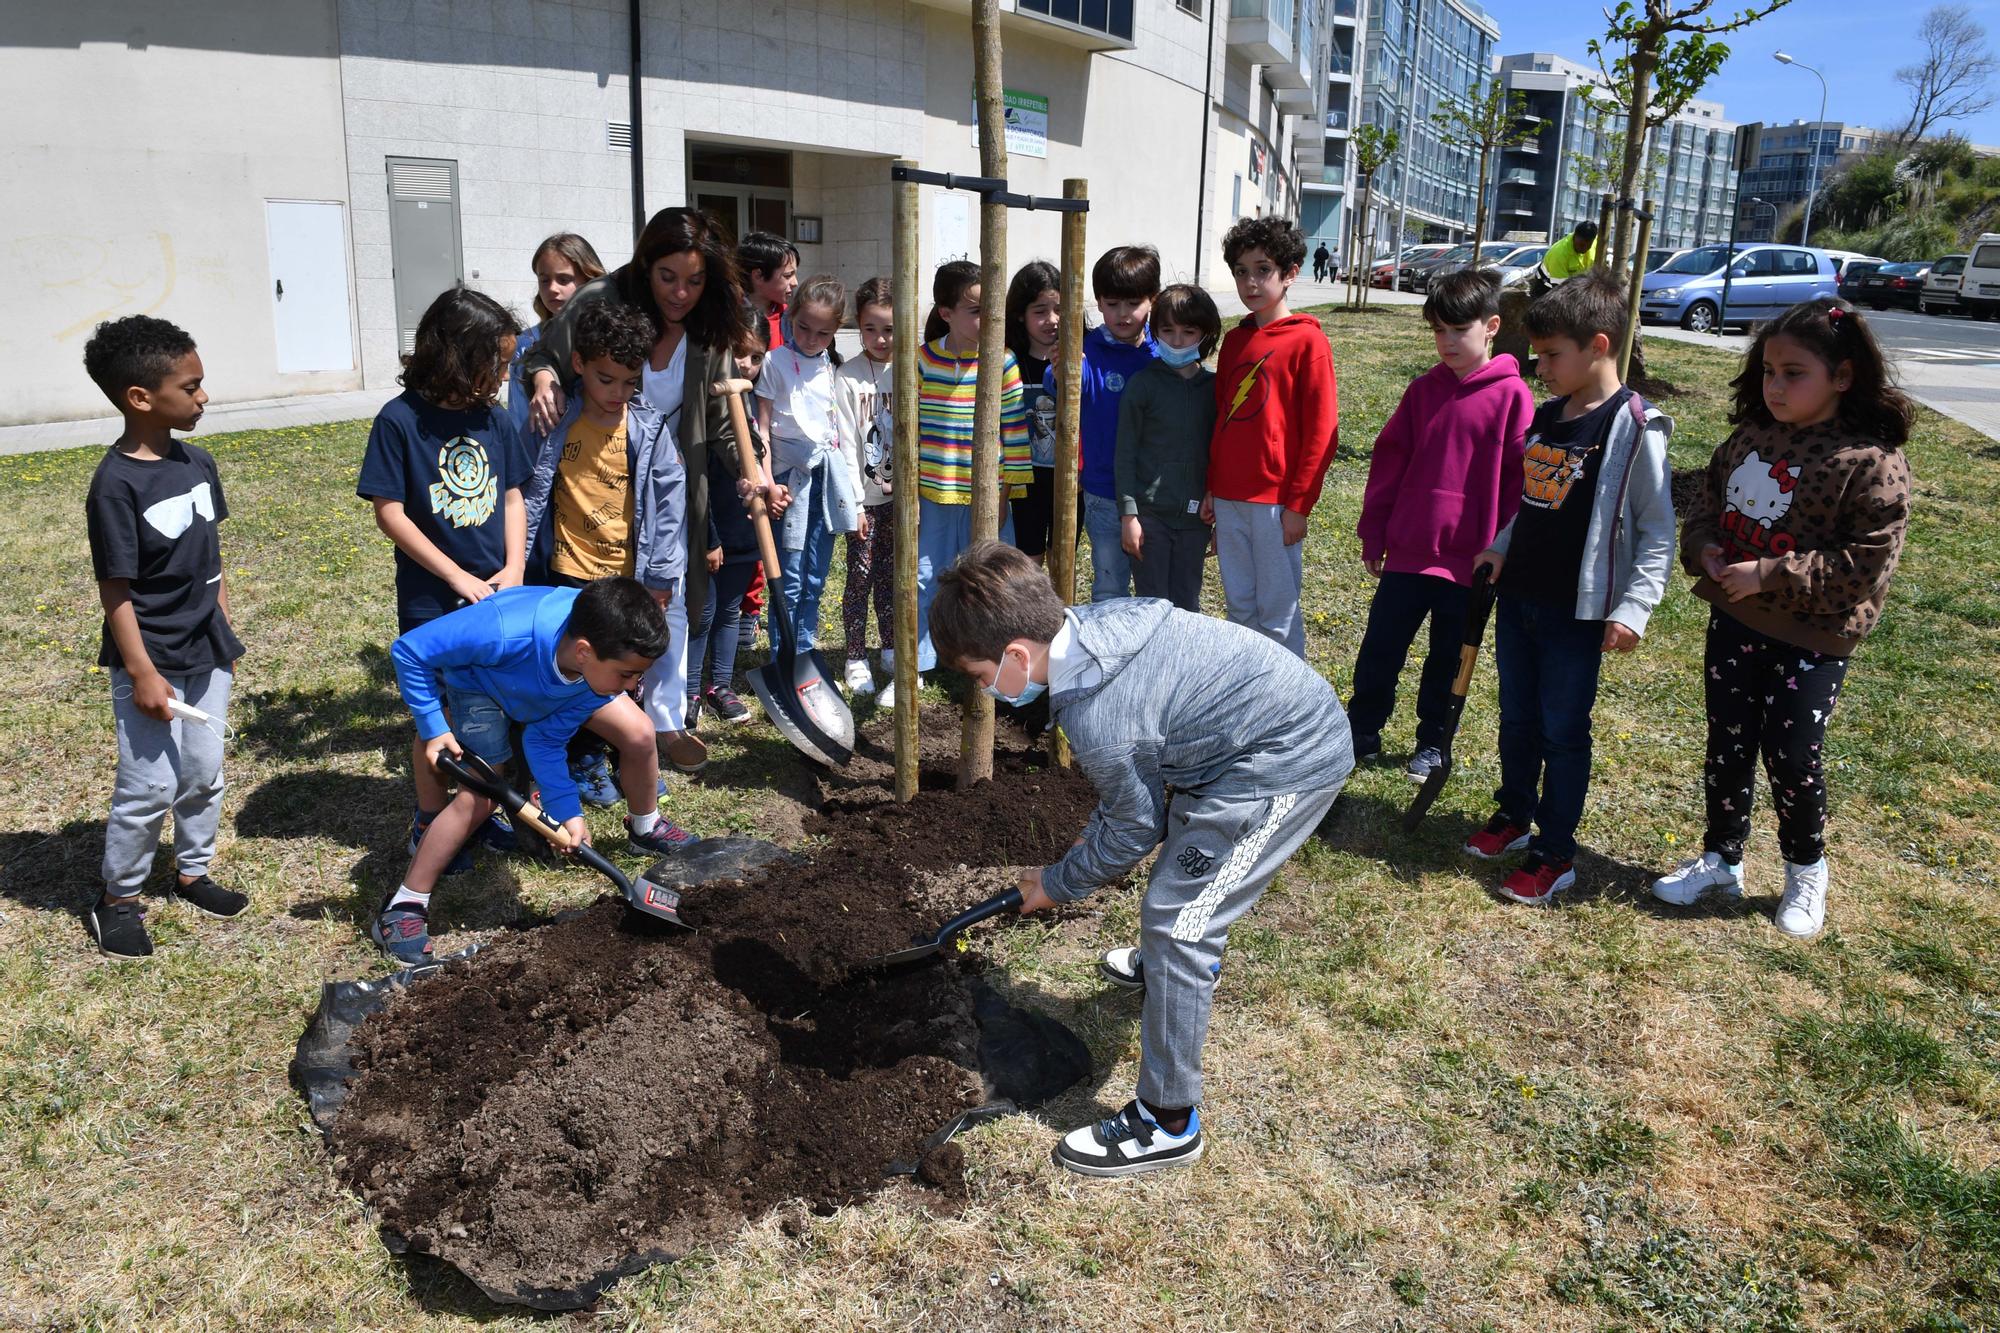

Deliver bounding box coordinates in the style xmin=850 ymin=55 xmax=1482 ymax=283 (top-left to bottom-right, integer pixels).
xmin=1473 ymin=140 xmax=1492 ymax=259
xmin=1612 ymin=33 xmax=1660 ymax=278
xmin=962 ymin=0 xmax=1006 ymax=787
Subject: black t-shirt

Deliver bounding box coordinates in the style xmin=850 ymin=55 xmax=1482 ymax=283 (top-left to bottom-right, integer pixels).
xmin=1499 ymin=389 xmax=1631 ymax=609
xmin=1019 ymin=352 xmax=1057 ymax=469
xmin=86 ymin=441 xmax=245 ymax=673
xmin=356 ymin=389 xmax=532 ymax=623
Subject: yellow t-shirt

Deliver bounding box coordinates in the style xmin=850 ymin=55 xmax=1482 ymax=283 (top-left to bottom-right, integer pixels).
xmin=550 ymin=417 xmax=634 ymax=580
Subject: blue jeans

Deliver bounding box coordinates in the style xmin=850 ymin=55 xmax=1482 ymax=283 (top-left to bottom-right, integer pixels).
xmin=691 ymin=560 xmax=758 ymax=697
xmin=772 ymin=507 xmax=838 ymax=660
xmin=1082 ymin=491 xmax=1132 ymax=603
xmin=915 ymin=497 xmax=1016 ymax=671
xmin=1346 ymin=572 xmax=1470 ymax=750
xmin=1493 ymin=595 xmax=1604 ymax=863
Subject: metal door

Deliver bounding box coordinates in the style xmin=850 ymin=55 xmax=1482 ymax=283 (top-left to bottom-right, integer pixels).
xmin=386 ymin=157 xmax=463 ymax=356
xmin=265 ymin=201 xmax=355 ymax=373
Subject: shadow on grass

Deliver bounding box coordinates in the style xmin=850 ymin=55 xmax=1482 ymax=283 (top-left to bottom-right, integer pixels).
xmin=0 ymin=819 xmax=109 ymax=924
xmin=233 ymin=645 xmax=407 ymax=762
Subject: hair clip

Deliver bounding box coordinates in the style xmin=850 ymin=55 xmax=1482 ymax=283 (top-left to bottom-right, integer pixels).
xmin=1826 ymin=305 xmax=1846 ymax=326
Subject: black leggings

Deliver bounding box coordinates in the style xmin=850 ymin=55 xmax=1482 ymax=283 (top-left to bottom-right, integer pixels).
xmin=1703 ymin=607 xmax=1850 ymax=866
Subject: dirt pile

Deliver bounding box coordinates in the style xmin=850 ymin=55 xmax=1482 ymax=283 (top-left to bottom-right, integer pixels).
xmin=322 ymin=743 xmax=1100 ymax=1308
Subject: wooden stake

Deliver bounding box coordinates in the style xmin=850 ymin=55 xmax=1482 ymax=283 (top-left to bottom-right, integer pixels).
xmin=961 ymin=0 xmax=1007 ymax=788
xmin=1045 ymin=176 xmax=1087 ymax=770
xmin=892 ymin=158 xmax=922 ymax=803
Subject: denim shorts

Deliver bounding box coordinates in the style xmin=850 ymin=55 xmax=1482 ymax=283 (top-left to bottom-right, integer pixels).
xmin=441 ymin=682 xmax=513 ymax=767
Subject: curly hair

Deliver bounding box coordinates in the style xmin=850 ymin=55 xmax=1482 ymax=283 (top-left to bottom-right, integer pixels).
xmin=1730 ymin=299 xmax=1914 ymax=447
xmin=572 ymin=300 xmax=656 ymax=369
xmin=83 ymin=315 xmax=197 ymax=405
xmin=1221 ymin=215 xmax=1307 ymax=274
xmin=399 ymin=286 xmax=522 ymax=408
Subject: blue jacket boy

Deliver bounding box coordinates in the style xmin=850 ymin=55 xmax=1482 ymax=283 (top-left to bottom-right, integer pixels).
xmin=520 ymin=394 xmax=687 ymax=593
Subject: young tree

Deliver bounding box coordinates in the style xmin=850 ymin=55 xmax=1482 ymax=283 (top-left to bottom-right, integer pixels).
xmin=1347 ymin=123 xmax=1400 ymax=309
xmin=1897 ymin=4 xmax=1998 ymax=144
xmin=1431 ymin=77 xmax=1538 ymax=264
xmin=1588 ymin=0 xmax=1794 ymax=277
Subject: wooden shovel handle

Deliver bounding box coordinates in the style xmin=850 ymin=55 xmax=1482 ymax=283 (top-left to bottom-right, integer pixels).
xmin=711 ymin=378 xmax=788 ymax=587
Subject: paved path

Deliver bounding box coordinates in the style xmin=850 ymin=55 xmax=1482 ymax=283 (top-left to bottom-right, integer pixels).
xmin=0 ymin=389 xmax=385 ymax=456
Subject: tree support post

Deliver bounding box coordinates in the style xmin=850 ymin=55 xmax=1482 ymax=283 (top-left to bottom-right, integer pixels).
xmin=1045 ymin=177 xmax=1087 ymax=769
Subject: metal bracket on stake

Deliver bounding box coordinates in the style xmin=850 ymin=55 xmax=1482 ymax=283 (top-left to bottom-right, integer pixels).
xmin=890 ymin=164 xmax=1090 ymax=214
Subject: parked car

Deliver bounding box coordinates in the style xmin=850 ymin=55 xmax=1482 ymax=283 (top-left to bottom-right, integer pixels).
xmin=1959 ymin=234 xmax=2000 ymax=319
xmin=1920 ymin=254 xmax=1968 ymax=315
xmin=1639 ymin=243 xmax=1838 ymax=332
xmin=1374 ymin=243 xmax=1449 ymax=287
xmin=1822 ymin=250 xmax=1888 ymax=282
xmin=1492 ymin=245 xmax=1550 ymax=287
xmin=1850 ymin=261 xmax=1931 ymax=311
xmin=1837 ymin=260 xmax=1887 ymax=304
xmin=1409 ymin=241 xmax=1521 ymax=291
xmin=1645 ymin=247 xmax=1681 ymax=272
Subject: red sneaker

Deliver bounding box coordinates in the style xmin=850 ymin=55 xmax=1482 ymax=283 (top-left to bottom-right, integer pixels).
xmin=1499 ymin=854 xmax=1576 ymax=905
xmin=1463 ymin=812 xmax=1531 ymax=860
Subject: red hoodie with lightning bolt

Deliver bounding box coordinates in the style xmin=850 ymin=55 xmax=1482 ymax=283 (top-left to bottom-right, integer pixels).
xmin=1207 ymin=313 xmax=1339 ymax=513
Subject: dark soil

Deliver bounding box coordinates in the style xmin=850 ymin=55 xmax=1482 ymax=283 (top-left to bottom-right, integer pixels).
xmin=326 ymin=726 xmax=1100 ymax=1306
xmin=1672 ymin=465 xmax=1708 ymax=513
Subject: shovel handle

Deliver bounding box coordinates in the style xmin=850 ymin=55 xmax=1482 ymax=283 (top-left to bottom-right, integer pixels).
xmin=935 ymin=887 xmax=1026 ymax=946
xmin=711 ymin=378 xmax=788 ymax=589
xmin=436 ymin=751 xmax=574 ymax=851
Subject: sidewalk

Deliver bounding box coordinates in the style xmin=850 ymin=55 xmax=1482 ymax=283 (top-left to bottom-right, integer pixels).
xmin=0 ymin=388 xmax=386 ymax=456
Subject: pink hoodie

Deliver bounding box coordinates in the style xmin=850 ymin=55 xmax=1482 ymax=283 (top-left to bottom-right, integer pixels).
xmin=1356 ymin=354 xmax=1534 ymax=586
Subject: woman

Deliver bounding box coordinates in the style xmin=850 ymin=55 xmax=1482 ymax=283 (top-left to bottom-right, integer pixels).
xmin=520 ymin=207 xmax=751 ymax=772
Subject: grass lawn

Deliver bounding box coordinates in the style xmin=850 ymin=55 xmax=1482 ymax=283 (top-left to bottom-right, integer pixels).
xmin=2 ymin=304 xmax=1996 ymax=1331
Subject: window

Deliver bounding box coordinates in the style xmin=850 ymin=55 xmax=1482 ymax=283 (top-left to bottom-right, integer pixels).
xmin=1017 ymin=0 xmax=1135 ymax=41
xmin=1177 ymin=0 xmax=1202 ymax=12
xmin=1734 ymin=250 xmax=1777 ymax=277
xmin=1971 ymin=243 xmax=2000 ymax=268
xmin=1777 ymin=249 xmax=1817 ymax=276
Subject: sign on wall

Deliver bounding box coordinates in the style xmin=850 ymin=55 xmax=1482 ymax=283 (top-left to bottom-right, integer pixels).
xmin=970 ymin=88 xmax=1050 ymax=159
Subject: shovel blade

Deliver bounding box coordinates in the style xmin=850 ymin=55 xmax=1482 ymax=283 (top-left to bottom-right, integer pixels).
xmin=855 ymin=940 xmax=941 ymax=972
xmin=625 ymin=872 xmax=694 ymax=931
xmin=1401 ymin=758 xmax=1454 ymax=831
xmin=750 ymin=654 xmax=854 ymax=768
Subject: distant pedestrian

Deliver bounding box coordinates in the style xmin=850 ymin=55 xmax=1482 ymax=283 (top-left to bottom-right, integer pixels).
xmin=1313 ymin=242 xmax=1332 ymax=283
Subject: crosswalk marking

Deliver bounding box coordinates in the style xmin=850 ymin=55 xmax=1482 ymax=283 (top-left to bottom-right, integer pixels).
xmin=1894 ymin=346 xmax=2000 ymax=364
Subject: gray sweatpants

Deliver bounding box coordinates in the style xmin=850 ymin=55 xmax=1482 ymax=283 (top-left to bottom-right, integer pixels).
xmin=102 ymin=666 xmax=232 ymax=897
xmin=1213 ymin=498 xmax=1305 ymax=657
xmin=1138 ymin=781 xmax=1344 ymax=1110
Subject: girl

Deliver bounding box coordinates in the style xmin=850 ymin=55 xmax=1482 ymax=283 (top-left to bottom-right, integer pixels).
xmin=687 ymin=330 xmax=776 ymax=728
xmin=518 ymin=207 xmax=750 ymax=775
xmin=838 ymin=278 xmax=898 ymax=700
xmin=914 ymin=261 xmax=1032 ymax=675
xmin=1005 ymin=261 xmax=1062 ymax=565
xmin=1653 ymin=300 xmax=1914 ymax=940
xmin=506 ymin=233 xmax=604 ymax=439
xmin=755 ymin=274 xmax=862 ymax=660
xmin=356 ymin=286 xmax=530 ymax=874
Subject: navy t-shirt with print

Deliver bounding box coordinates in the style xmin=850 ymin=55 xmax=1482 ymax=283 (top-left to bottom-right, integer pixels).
xmin=356 ymin=389 xmax=532 ymax=624
xmin=1499 ymin=389 xmax=1630 ymax=611
xmin=86 ymin=441 xmax=246 ymax=673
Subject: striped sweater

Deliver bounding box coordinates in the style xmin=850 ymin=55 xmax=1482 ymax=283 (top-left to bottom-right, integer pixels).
xmin=917 ymin=338 xmax=1032 ymax=504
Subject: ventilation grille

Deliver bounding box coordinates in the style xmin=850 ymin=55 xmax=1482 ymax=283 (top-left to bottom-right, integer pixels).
xmin=400 ymin=326 xmax=418 ymax=355
xmin=389 ymin=160 xmax=455 ymax=202
xmin=608 ymin=120 xmax=632 ymax=152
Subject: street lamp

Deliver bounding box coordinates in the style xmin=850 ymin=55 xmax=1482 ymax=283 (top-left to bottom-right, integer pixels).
xmin=1773 ymin=51 xmax=1829 ymax=244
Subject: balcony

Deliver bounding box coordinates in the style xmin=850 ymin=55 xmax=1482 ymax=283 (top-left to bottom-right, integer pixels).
xmin=907 ymin=0 xmax=1135 ymax=50
xmin=1328 ymin=51 xmax=1354 ymax=76
xmin=1274 ymin=79 xmax=1317 ymax=110
xmin=1332 ymin=0 xmax=1358 ymax=20
xmin=1297 ymin=133 xmax=1325 ymax=170
xmin=1501 ymin=168 xmax=1536 ymax=186
xmin=1227 ymin=0 xmax=1295 ymax=66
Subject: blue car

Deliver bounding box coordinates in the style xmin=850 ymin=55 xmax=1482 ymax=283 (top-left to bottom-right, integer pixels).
xmin=1639 ymin=243 xmax=1838 ymax=333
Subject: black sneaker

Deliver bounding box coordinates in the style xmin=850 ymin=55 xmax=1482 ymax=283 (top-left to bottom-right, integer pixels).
xmin=1053 ymin=1101 xmax=1204 ymax=1177
xmin=170 ymin=875 xmax=248 ymax=919
xmin=706 ymin=686 xmax=751 ymax=724
xmin=685 ymin=693 xmax=704 ymax=735
xmin=88 ymin=895 xmax=153 ymax=960
xmin=1405 ymin=746 xmax=1444 ymax=783
xmin=1351 ymin=732 xmax=1383 ymax=764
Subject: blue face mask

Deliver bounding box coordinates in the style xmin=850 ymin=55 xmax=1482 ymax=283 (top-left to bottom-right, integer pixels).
xmin=1156 ymin=340 xmax=1204 ymax=368
xmin=983 ymin=646 xmax=1047 ymax=706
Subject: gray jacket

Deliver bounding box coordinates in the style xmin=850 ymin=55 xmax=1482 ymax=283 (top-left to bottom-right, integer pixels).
xmin=1490 ymin=394 xmax=1676 ymax=634
xmin=521 ymin=394 xmax=686 ymax=590
xmin=1043 ymin=599 xmax=1353 ymax=902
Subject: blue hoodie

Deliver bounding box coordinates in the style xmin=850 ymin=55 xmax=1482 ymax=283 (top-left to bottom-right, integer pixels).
xmin=391 ymin=586 xmax=617 ymax=822
xmin=1046 ymin=324 xmax=1157 ymax=500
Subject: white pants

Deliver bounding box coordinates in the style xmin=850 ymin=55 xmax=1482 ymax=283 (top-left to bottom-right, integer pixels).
xmin=640 ymin=582 xmax=690 ymax=733
xmin=1213 ymin=498 xmax=1306 ymax=658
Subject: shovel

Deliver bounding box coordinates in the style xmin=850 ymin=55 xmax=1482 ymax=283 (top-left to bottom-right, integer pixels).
xmin=1401 ymin=566 xmax=1499 ymax=832
xmin=851 ymin=886 xmax=1024 ymax=974
xmin=435 ymin=751 xmax=692 ymax=930
xmin=711 ymin=376 xmax=855 ymax=768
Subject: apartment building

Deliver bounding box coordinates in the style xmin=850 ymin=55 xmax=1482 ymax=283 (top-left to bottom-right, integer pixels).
xmin=1355 ymin=0 xmax=1499 ymax=249
xmin=1735 ymin=120 xmax=1888 ymax=241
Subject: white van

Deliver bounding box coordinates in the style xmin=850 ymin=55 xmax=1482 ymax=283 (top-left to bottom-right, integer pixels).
xmin=1960 ymin=233 xmax=2000 ymax=319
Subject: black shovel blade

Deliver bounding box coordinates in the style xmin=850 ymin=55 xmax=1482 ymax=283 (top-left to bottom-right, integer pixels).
xmin=1401 ymin=756 xmax=1455 ymax=832
xmin=851 ymin=887 xmax=1026 ymax=976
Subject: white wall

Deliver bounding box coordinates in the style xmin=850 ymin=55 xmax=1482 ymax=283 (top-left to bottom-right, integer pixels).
xmin=1 ymin=3 xmax=356 ymax=424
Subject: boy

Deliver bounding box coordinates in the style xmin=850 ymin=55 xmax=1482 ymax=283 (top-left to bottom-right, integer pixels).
xmin=1058 ymin=245 xmax=1160 ymax=604
xmin=1205 ymin=217 xmax=1338 ymax=658
xmin=375 ymin=578 xmax=671 ymax=963
xmin=930 ymin=542 xmax=1353 ymax=1177
xmin=520 ymin=300 xmax=703 ymax=845
xmin=1114 ymin=283 xmax=1221 ymax=612
xmin=82 ymin=315 xmax=247 ymax=959
xmin=1467 ymin=271 xmax=1675 ymax=904
xmin=1349 ymin=268 xmax=1533 ymax=780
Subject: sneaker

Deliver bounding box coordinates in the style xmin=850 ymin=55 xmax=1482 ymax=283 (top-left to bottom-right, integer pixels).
xmin=1405 ymin=746 xmax=1444 ymax=783
xmin=371 ymin=892 xmax=433 ymax=966
xmin=706 ymin=687 xmax=751 ymax=725
xmin=407 ymin=809 xmax=474 ymax=877
xmin=1775 ymin=858 xmax=1829 ymax=940
xmin=844 ymin=658 xmax=877 ymax=696
xmin=1054 ymin=1101 xmax=1204 ymax=1178
xmin=876 ymin=679 xmax=895 ymax=711
xmin=1351 ymin=733 xmax=1383 ymax=764
xmin=169 ymin=874 xmax=248 ymax=919
xmin=88 ymin=895 xmax=153 ymax=960
xmin=685 ymin=693 xmax=704 ymax=735
xmin=1464 ymin=812 xmax=1531 ymax=860
xmin=662 ymin=730 xmax=708 ymax=776
xmin=571 ymin=752 xmax=619 ymax=808
xmin=1651 ymin=851 xmax=1745 ymax=907
xmin=1098 ymin=946 xmax=1146 ymax=991
xmin=1498 ymin=852 xmax=1576 ymax=905
xmin=627 ymin=814 xmax=700 ymax=855
xmin=476 ymin=809 xmax=516 ymax=854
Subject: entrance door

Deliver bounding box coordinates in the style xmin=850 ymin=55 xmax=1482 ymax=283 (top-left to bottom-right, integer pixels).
xmin=385 ymin=157 xmax=463 ymax=356
xmin=688 ymin=144 xmax=793 ymax=248
xmin=694 ymin=191 xmax=742 ymax=247
xmin=265 ymin=201 xmax=354 ymax=372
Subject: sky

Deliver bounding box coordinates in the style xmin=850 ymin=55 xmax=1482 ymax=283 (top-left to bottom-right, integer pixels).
xmin=1470 ymin=0 xmax=2000 ymax=146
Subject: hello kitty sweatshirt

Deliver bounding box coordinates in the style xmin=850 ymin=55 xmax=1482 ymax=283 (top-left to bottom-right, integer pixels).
xmin=1680 ymin=419 xmax=1912 ymax=656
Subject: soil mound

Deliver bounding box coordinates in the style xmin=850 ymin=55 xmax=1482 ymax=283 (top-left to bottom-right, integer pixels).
xmin=318 ymin=743 xmax=1100 ymax=1309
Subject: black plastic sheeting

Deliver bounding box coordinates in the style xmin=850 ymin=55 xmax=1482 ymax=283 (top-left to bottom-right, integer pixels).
xmin=289 ymin=844 xmax=1094 ymax=1312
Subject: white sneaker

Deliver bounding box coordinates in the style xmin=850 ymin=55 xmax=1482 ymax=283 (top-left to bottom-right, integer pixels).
xmin=1053 ymin=1101 xmax=1203 ymax=1178
xmin=1650 ymin=851 xmax=1745 ymax=907
xmin=843 ymin=659 xmax=876 ymax=696
xmin=877 ymin=679 xmax=896 ymax=710
xmin=1775 ymin=859 xmax=1828 ymax=939
xmin=879 ymin=646 xmax=895 ymax=674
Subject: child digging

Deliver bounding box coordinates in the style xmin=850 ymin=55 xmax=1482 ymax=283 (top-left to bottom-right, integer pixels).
xmin=83 ymin=315 xmax=247 ymax=959
xmin=1652 ymin=301 xmax=1913 ymax=939
xmin=375 ymin=577 xmax=670 ymax=964
xmin=930 ymin=542 xmax=1354 ymax=1176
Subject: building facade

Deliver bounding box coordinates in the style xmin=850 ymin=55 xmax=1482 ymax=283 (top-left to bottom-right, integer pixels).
xmin=7 ymin=0 xmax=1329 ymax=426
xmin=1354 ymin=0 xmax=1500 ymax=251
xmin=1299 ymin=0 xmax=1366 ymax=261
xmin=1492 ymin=52 xmax=1737 ymax=252
xmin=1735 ymin=120 xmax=1888 ymax=242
